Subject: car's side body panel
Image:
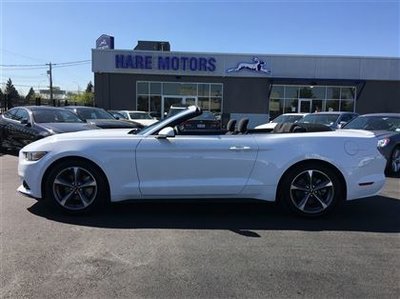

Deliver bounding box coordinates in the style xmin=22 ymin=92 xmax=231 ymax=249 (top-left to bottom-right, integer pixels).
xmin=136 ymin=135 xmax=258 ymax=196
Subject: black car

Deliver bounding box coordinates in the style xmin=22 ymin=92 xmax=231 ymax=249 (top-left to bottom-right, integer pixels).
xmin=297 ymin=112 xmax=358 ymax=129
xmin=0 ymin=106 xmax=98 ymax=152
xmin=64 ymin=106 xmax=143 ymax=129
xmin=178 ymin=111 xmax=221 ymax=132
xmin=343 ymin=113 xmax=400 ymax=175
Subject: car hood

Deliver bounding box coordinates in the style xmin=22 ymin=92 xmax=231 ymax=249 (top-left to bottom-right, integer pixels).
xmin=255 ymin=122 xmax=277 ymax=129
xmin=86 ymin=119 xmax=140 ymax=128
xmin=22 ymin=128 xmax=140 ymax=150
xmin=370 ymin=130 xmax=399 ymax=138
xmin=342 ymin=129 xmax=398 ymax=139
xmin=38 ymin=122 xmax=98 ymax=133
xmin=132 ymin=119 xmax=158 ymax=126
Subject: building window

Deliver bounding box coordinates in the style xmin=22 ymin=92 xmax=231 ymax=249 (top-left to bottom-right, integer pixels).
xmin=137 ymin=81 xmax=223 ymax=118
xmin=268 ymin=84 xmax=357 ymax=119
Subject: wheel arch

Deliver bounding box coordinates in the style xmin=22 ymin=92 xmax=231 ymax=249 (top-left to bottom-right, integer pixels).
xmin=276 ymin=159 xmax=347 ymax=203
xmin=41 ymin=156 xmax=111 ymax=202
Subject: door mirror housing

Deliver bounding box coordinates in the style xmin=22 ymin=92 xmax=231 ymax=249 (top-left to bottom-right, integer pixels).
xmin=156 ymin=127 xmax=175 ymax=139
xmin=20 ymin=119 xmax=30 ymax=126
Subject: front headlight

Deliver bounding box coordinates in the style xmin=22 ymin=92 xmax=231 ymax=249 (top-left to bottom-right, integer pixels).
xmin=23 ymin=151 xmax=48 ymax=161
xmin=377 ymin=138 xmax=390 ymax=148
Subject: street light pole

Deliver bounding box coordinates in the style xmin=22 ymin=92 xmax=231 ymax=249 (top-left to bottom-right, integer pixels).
xmin=46 ymin=62 xmax=54 ymax=106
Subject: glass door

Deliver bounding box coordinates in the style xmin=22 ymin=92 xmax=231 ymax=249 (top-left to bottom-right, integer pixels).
xmin=298 ymin=99 xmax=312 ymax=113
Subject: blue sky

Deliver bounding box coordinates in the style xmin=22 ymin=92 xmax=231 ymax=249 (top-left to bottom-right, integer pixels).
xmin=1 ymin=0 xmax=399 ymax=95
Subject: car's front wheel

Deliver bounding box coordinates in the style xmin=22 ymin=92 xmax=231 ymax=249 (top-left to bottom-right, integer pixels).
xmin=44 ymin=159 xmax=108 ymax=214
xmin=389 ymin=146 xmax=400 ymax=176
xmin=279 ymin=163 xmax=344 ymax=217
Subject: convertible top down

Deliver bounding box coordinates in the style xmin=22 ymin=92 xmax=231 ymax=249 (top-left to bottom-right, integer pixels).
xmin=18 ymin=106 xmax=386 ymax=217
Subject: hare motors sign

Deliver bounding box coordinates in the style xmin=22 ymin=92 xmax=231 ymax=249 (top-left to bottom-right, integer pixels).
xmin=115 ymin=54 xmax=217 ymax=72
xmin=92 ymin=49 xmax=274 ymax=78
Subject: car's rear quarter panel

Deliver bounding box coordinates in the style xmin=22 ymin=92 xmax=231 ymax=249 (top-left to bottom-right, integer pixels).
xmin=245 ymin=132 xmax=386 ymax=201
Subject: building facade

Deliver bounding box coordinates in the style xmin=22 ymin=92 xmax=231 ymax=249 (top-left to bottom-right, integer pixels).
xmin=92 ymin=47 xmax=400 ymax=127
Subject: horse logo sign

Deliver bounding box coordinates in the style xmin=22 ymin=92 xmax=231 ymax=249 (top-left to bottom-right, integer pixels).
xmin=226 ymin=57 xmax=271 ymax=74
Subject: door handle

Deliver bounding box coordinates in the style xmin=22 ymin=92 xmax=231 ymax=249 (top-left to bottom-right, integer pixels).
xmin=229 ymin=146 xmax=251 ymax=151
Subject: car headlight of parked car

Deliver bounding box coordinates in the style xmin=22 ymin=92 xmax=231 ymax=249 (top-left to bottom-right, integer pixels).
xmin=377 ymin=138 xmax=390 ymax=148
xmin=23 ymin=151 xmax=48 ymax=161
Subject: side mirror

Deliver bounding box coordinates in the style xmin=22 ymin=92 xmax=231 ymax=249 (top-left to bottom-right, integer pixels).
xmin=156 ymin=127 xmax=175 ymax=139
xmin=20 ymin=119 xmax=30 ymax=126
xmin=338 ymin=121 xmax=347 ymax=129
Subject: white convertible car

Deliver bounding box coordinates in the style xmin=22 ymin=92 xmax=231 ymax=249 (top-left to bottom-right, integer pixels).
xmin=18 ymin=106 xmax=386 ymax=217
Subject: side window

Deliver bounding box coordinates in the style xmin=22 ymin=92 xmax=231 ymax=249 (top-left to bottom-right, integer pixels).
xmin=340 ymin=114 xmax=354 ymax=123
xmin=15 ymin=109 xmax=29 ymax=122
xmin=3 ymin=108 xmax=20 ymax=120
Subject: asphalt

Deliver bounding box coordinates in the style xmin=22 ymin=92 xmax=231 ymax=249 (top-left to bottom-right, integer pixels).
xmin=1 ymin=153 xmax=399 ymax=298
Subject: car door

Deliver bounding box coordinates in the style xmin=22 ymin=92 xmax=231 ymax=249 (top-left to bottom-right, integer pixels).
xmin=1 ymin=108 xmax=22 ymax=149
xmin=135 ymin=134 xmax=258 ymax=196
xmin=7 ymin=108 xmax=38 ymax=149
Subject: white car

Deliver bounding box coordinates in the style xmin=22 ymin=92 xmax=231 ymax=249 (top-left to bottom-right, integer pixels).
xmin=18 ymin=106 xmax=386 ymax=217
xmin=255 ymin=113 xmax=307 ymax=130
xmin=118 ymin=110 xmax=158 ymax=126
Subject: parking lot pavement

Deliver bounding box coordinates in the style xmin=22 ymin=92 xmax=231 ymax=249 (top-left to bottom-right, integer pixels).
xmin=1 ymin=153 xmax=399 ymax=298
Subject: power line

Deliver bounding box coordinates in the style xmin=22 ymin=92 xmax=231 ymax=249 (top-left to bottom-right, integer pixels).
xmin=0 ymin=59 xmax=91 ymax=68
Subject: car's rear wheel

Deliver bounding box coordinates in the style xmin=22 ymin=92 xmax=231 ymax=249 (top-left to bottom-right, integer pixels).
xmin=279 ymin=163 xmax=344 ymax=217
xmin=389 ymin=146 xmax=400 ymax=176
xmin=44 ymin=159 xmax=107 ymax=214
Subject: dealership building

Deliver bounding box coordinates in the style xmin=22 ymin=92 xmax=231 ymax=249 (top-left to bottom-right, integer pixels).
xmin=92 ymin=39 xmax=400 ymax=127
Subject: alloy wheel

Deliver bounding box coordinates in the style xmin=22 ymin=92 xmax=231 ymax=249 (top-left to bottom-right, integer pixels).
xmin=289 ymin=169 xmax=335 ymax=215
xmin=391 ymin=147 xmax=400 ymax=174
xmin=52 ymin=166 xmax=98 ymax=211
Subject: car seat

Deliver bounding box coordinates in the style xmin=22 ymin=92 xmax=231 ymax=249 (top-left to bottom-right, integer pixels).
xmin=225 ymin=119 xmax=237 ymax=135
xmin=237 ymin=118 xmax=249 ymax=134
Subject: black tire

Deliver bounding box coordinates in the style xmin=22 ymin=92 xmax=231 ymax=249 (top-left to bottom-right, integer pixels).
xmin=44 ymin=159 xmax=108 ymax=214
xmin=278 ymin=162 xmax=344 ymax=217
xmin=388 ymin=146 xmax=400 ymax=176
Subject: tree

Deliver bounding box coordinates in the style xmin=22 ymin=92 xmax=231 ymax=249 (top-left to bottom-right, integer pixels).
xmin=5 ymin=78 xmax=19 ymax=109
xmin=85 ymin=81 xmax=94 ymax=93
xmin=0 ymin=88 xmax=4 ymax=109
xmin=71 ymin=92 xmax=94 ymax=106
xmin=25 ymin=87 xmax=35 ymax=104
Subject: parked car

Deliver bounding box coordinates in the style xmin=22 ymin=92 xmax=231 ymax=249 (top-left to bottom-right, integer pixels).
xmin=178 ymin=111 xmax=221 ymax=132
xmin=342 ymin=113 xmax=400 ymax=175
xmin=64 ymin=106 xmax=143 ymax=130
xmin=18 ymin=106 xmax=386 ymax=217
xmin=118 ymin=110 xmax=158 ymax=126
xmin=297 ymin=112 xmax=358 ymax=129
xmin=255 ymin=113 xmax=307 ymax=130
xmin=0 ymin=106 xmax=98 ymax=152
xmin=108 ymin=110 xmax=127 ymax=120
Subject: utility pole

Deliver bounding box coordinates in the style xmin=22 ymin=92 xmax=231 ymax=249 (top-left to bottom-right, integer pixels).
xmin=46 ymin=62 xmax=54 ymax=106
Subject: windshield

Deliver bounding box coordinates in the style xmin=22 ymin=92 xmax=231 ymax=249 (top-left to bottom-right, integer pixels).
xmin=192 ymin=111 xmax=217 ymax=120
xmin=137 ymin=106 xmax=197 ymax=135
xmin=273 ymin=114 xmax=304 ymax=123
xmin=75 ymin=108 xmax=115 ymax=120
xmin=167 ymin=107 xmax=186 ymax=117
xmin=298 ymin=114 xmax=339 ymax=126
xmin=344 ymin=116 xmax=400 ymax=131
xmin=129 ymin=112 xmax=152 ymax=119
xmin=33 ymin=109 xmax=84 ymax=123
